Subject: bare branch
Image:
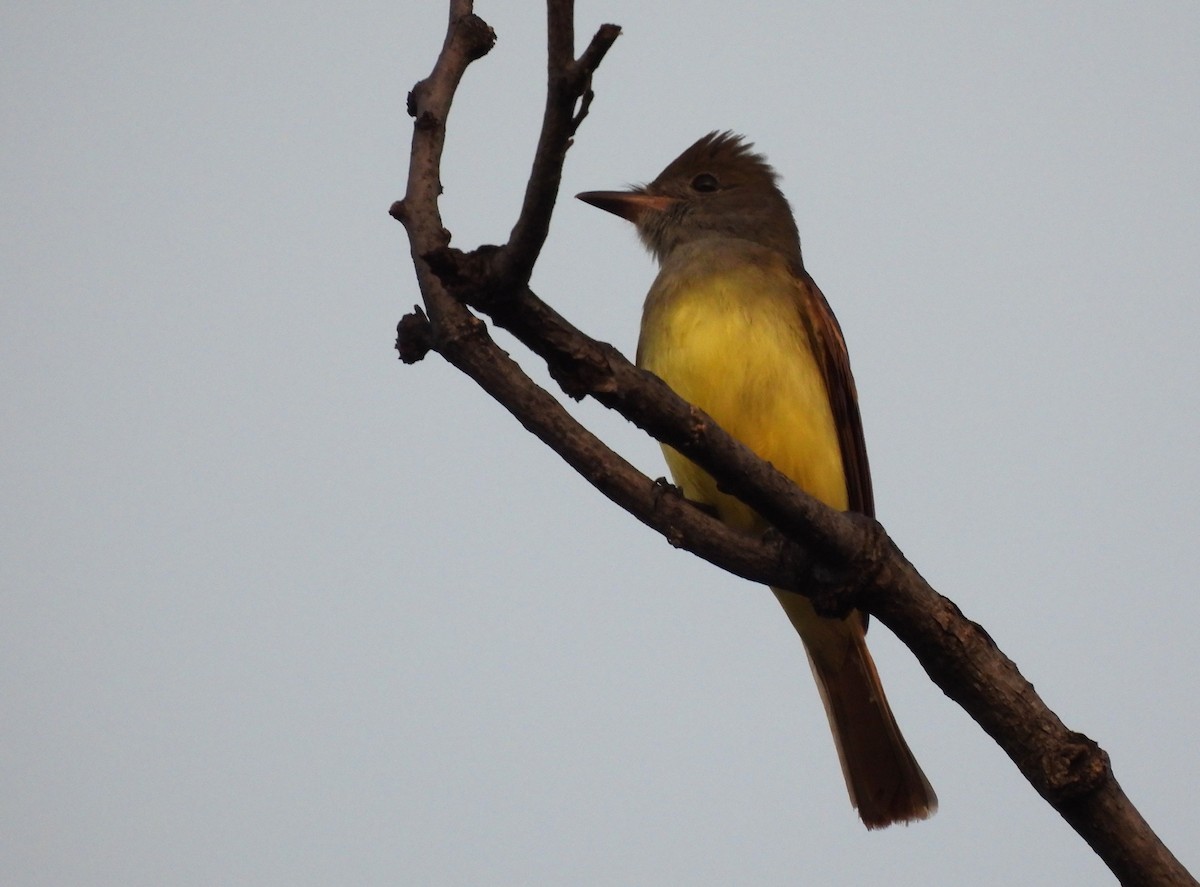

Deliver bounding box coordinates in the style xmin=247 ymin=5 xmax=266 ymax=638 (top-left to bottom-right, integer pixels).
xmin=501 ymin=5 xmax=620 ymax=288
xmin=403 ymin=0 xmax=495 ymax=332
xmin=393 ymin=4 xmax=1197 ymax=886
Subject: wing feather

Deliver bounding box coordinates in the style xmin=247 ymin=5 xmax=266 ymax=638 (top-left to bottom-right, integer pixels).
xmin=791 ymin=268 xmax=874 ymax=518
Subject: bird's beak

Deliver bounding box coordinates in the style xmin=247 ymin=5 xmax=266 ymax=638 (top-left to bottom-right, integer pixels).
xmin=575 ymin=190 xmax=677 ymax=224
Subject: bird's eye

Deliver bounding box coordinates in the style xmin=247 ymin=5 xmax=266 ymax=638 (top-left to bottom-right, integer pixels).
xmin=690 ymin=173 xmax=720 ymax=193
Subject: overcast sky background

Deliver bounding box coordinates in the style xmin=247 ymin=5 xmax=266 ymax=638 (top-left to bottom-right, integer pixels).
xmin=4 ymin=3 xmax=1199 ymax=885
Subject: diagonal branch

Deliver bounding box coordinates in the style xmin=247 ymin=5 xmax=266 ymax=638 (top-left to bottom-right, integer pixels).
xmin=393 ymin=4 xmax=1197 ymax=886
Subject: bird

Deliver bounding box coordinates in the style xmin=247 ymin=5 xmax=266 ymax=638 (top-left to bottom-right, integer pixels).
xmin=576 ymin=131 xmax=936 ymax=829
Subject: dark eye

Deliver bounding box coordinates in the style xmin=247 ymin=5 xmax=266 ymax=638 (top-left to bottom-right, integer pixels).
xmin=690 ymin=173 xmax=720 ymax=193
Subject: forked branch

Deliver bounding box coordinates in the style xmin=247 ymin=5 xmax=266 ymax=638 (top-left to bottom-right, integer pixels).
xmin=393 ymin=4 xmax=1196 ymax=885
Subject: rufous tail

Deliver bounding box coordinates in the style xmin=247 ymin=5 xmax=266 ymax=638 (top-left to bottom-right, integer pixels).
xmin=774 ymin=590 xmax=937 ymax=829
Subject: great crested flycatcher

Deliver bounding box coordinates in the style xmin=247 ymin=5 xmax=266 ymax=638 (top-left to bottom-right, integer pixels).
xmin=577 ymin=131 xmax=936 ymax=829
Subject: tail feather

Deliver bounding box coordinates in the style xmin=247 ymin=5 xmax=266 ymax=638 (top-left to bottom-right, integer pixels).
xmin=774 ymin=590 xmax=937 ymax=829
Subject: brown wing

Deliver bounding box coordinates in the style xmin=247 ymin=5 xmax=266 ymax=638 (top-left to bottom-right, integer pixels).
xmin=792 ymin=266 xmax=874 ymax=519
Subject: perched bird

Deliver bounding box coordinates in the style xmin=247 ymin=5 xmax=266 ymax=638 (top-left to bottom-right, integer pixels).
xmin=577 ymin=132 xmax=936 ymax=829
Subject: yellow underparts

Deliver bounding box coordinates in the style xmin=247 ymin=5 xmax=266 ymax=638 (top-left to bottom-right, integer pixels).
xmin=637 ymin=240 xmax=847 ymax=532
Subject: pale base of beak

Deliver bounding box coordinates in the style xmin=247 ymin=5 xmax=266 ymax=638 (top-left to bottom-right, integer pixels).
xmin=576 ymin=190 xmax=677 ymax=223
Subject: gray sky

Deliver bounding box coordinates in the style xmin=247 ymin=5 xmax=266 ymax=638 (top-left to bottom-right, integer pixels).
xmin=4 ymin=2 xmax=1198 ymax=885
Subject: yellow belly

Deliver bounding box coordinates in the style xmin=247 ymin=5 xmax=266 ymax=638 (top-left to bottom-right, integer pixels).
xmin=637 ymin=243 xmax=847 ymax=532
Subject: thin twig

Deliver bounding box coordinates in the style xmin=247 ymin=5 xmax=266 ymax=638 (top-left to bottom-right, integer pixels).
xmin=501 ymin=3 xmax=620 ymax=287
